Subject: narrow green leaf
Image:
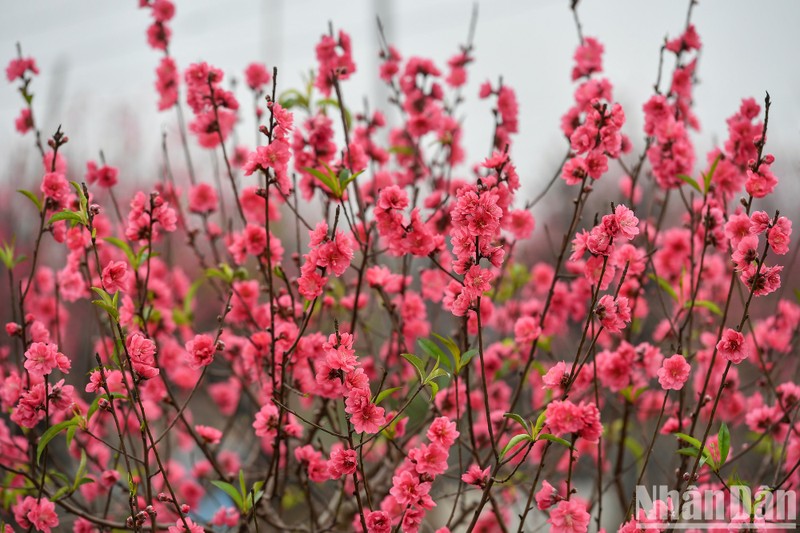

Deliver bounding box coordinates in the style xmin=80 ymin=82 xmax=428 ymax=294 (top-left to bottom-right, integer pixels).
xmin=533 ymin=411 xmax=547 ymax=439
xmin=374 ymin=387 xmax=401 ymax=405
xmin=647 ymin=273 xmax=679 ymax=302
xmin=501 ymin=433 xmax=533 ymax=459
xmin=104 ymin=237 xmax=136 ymax=265
xmin=685 ymin=299 xmax=723 ymax=316
xmin=211 ymin=480 xmax=244 ymax=511
xmin=91 ymin=287 xmax=113 ymax=306
xmin=503 ymin=413 xmax=529 ymax=434
xmin=17 ymin=189 xmax=43 ymax=212
xmin=418 ymin=338 xmax=452 ymax=372
xmin=47 ymin=210 xmax=84 ymax=226
xmin=676 ymin=447 xmax=700 ymax=458
xmin=703 ymin=154 xmax=722 ymax=194
xmin=459 ymin=349 xmax=478 ymax=371
xmin=73 ymin=450 xmax=88 ymax=490
xmin=677 ymin=174 xmax=702 ymax=193
xmin=92 ymin=300 xmax=119 ymax=320
xmin=401 ymin=353 xmax=427 ymax=382
xmin=239 ymin=470 xmax=247 ymax=504
xmin=51 ymin=485 xmax=71 ymax=501
xmin=675 ymin=432 xmax=703 ymax=449
xmin=37 ymin=417 xmax=80 ymax=464
xmin=538 ymin=433 xmax=573 ymax=448
xmin=624 ymin=436 xmax=644 ymax=461
xmin=426 ymin=367 xmax=450 ymax=381
xmin=718 ymin=423 xmax=730 ymax=468
xmin=182 ymin=276 xmax=206 ymax=319
xmin=66 ymin=424 xmax=77 ymax=447
xmin=303 ymin=166 xmax=340 ymax=197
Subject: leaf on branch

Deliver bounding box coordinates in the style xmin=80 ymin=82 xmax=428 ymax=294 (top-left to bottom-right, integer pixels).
xmin=17 ymin=189 xmax=43 ymax=212
xmin=501 ymin=433 xmax=533 ymax=459
xmin=37 ymin=416 xmax=81 ymax=464
xmin=677 ymin=174 xmax=702 ymax=193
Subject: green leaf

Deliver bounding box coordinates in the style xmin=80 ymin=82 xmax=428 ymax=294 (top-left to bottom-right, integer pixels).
xmin=647 ymin=273 xmax=679 ymax=302
xmin=37 ymin=417 xmax=81 ymax=464
xmin=211 ymin=480 xmax=244 ymax=511
xmin=624 ymin=436 xmax=644 ymax=461
xmin=428 ymin=380 xmax=439 ymax=399
xmin=501 ymin=433 xmax=533 ymax=459
xmin=372 ymin=387 xmax=403 ymax=405
xmin=703 ymin=154 xmax=722 ymax=194
xmin=278 ymin=89 xmax=309 ymax=111
xmin=66 ymin=424 xmax=77 ymax=447
xmin=340 ymin=169 xmax=365 ymax=191
xmin=92 ymin=286 xmax=113 ymax=306
xmin=92 ymin=299 xmax=119 ymax=320
xmin=426 ymin=367 xmax=450 ymax=382
xmin=718 ymin=423 xmax=730 ymax=469
xmin=538 ymin=433 xmax=573 ymax=448
xmin=675 ymin=433 xmax=714 ymax=466
xmin=418 ymin=338 xmax=452 ymax=372
xmin=104 ymin=237 xmax=136 ymax=266
xmin=47 ymin=210 xmax=85 ymax=226
xmin=128 ymin=472 xmax=137 ymax=497
xmin=70 ymin=181 xmax=88 ymax=210
xmin=685 ymin=299 xmax=722 ymax=317
xmin=675 ymin=432 xmax=703 ymax=449
xmin=86 ymin=392 xmax=127 ymax=421
xmin=401 ymin=353 xmax=427 ymax=382
xmin=303 ymin=166 xmax=340 ymax=197
xmin=677 ymin=174 xmax=702 ymax=193
xmin=73 ymin=450 xmax=88 ymax=490
xmin=621 ymin=385 xmax=647 ymax=403
xmin=389 ymin=145 xmax=414 ymax=156
xmin=503 ymin=413 xmax=529 ymax=434
xmin=533 ymin=411 xmax=547 ymax=439
xmin=432 ymin=334 xmax=461 ymax=370
xmin=51 ymin=485 xmax=71 ymax=501
xmin=459 ymin=349 xmax=478 ymax=371
xmin=182 ymin=276 xmax=206 ymax=320
xmin=676 ymin=446 xmax=700 ymax=458
xmin=239 ymin=470 xmax=247 ymax=504
xmin=17 ymin=189 xmax=43 ymax=212
xmin=674 ymin=432 xmax=701 ymax=450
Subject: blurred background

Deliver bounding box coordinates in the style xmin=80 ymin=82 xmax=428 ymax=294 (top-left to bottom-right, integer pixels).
xmin=1 ymin=0 xmax=799 ymax=217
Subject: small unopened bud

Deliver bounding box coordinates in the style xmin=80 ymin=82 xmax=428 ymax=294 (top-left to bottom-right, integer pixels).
xmin=47 ymin=138 xmax=55 ymax=148
xmin=145 ymin=505 xmax=155 ymax=514
xmin=215 ymin=340 xmax=225 ymax=352
xmin=157 ymin=492 xmax=171 ymax=502
xmin=61 ymin=136 xmax=69 ymax=144
xmin=98 ymin=398 xmax=111 ymax=411
xmin=259 ymin=125 xmax=270 ymax=136
xmin=89 ymin=204 xmax=101 ymax=216
xmin=764 ymin=153 xmax=775 ymax=164
xmin=180 ymin=504 xmax=190 ymax=514
xmin=682 ymin=472 xmax=691 ymax=481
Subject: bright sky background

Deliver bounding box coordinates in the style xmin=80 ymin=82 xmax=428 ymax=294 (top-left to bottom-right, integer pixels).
xmin=1 ymin=0 xmax=799 ymax=209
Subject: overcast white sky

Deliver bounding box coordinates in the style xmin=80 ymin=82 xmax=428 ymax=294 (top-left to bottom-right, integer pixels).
xmin=1 ymin=0 xmax=799 ymax=207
